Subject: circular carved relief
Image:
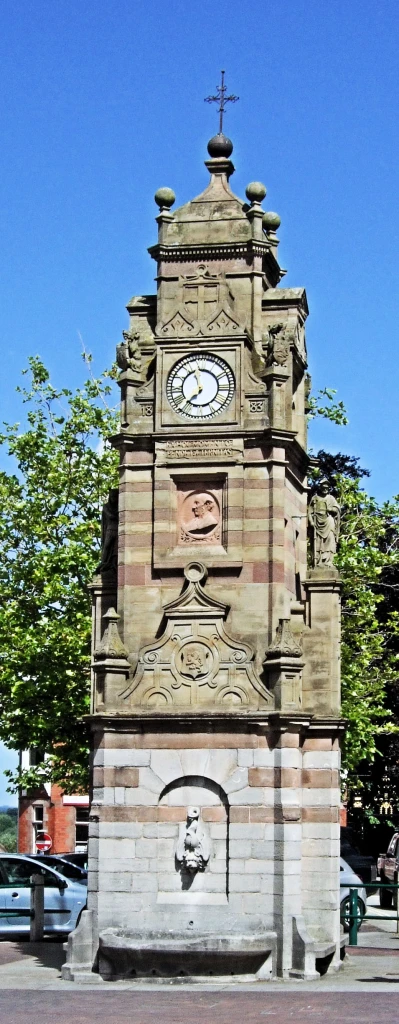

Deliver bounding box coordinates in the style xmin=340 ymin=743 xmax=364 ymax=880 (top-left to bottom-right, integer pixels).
xmin=177 ymin=641 xmax=213 ymax=680
xmin=180 ymin=491 xmax=220 ymax=543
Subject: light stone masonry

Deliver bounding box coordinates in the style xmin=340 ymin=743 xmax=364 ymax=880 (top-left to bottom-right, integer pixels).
xmin=64 ymin=124 xmax=343 ymax=986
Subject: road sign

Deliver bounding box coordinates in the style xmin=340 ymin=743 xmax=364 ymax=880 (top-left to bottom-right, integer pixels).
xmin=35 ymin=831 xmax=52 ymax=852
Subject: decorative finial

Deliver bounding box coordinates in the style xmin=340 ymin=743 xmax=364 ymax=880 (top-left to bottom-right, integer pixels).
xmin=204 ymin=70 xmax=239 ymax=135
xmin=154 ymin=187 xmax=175 ymax=211
xmin=245 ymin=181 xmax=267 ymax=205
xmin=263 ymin=211 xmax=281 ymax=233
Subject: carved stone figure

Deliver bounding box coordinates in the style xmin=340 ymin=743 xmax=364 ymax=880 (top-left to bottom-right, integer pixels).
xmin=265 ymin=323 xmax=290 ymax=366
xmin=96 ymin=489 xmax=119 ymax=574
xmin=175 ymin=806 xmax=211 ymax=873
xmin=308 ymin=479 xmax=340 ymax=568
xmin=183 ymin=495 xmax=219 ymax=535
xmin=116 ymin=329 xmax=142 ymax=376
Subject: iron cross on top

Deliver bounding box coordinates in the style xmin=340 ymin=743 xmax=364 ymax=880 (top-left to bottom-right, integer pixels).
xmin=205 ymin=71 xmax=239 ymax=134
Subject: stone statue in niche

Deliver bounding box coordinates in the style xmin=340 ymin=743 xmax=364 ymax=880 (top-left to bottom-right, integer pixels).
xmin=308 ymin=479 xmax=340 ymax=568
xmin=180 ymin=491 xmax=220 ymax=543
xmin=116 ymin=329 xmax=142 ymax=377
xmin=175 ymin=807 xmax=211 ymax=873
xmin=95 ymin=489 xmax=119 ymax=574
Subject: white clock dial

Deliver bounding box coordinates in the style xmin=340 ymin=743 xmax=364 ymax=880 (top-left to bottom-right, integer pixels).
xmin=166 ymin=354 xmax=235 ymax=420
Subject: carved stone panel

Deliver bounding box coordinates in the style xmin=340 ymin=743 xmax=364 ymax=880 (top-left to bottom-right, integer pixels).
xmin=178 ymin=487 xmax=222 ymax=546
xmin=156 ymin=265 xmax=242 ymax=339
xmin=119 ymin=563 xmax=273 ymax=712
xmin=153 ymin=464 xmax=243 ymax=570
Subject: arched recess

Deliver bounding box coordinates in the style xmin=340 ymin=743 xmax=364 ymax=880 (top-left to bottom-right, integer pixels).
xmin=158 ymin=775 xmax=230 ymax=898
xmin=159 ymin=775 xmax=229 ymax=810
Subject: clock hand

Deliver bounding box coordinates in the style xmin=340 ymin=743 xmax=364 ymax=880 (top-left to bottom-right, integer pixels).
xmin=194 ymin=365 xmax=203 ymax=391
xmin=186 ymin=366 xmax=203 ymax=400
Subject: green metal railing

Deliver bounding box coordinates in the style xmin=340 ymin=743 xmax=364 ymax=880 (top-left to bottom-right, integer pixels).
xmin=341 ymin=881 xmax=399 ymax=946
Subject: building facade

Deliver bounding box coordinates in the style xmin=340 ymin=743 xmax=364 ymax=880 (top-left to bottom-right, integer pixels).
xmin=18 ymin=752 xmax=89 ymax=856
xmin=64 ymin=130 xmax=343 ymax=981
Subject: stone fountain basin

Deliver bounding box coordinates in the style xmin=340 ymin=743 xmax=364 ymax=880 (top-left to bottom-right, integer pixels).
xmin=97 ymin=929 xmax=277 ymax=979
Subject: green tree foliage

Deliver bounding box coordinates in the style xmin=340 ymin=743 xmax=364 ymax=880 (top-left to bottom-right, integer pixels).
xmin=0 ymin=357 xmax=119 ymax=793
xmin=0 ymin=809 xmax=18 ymax=852
xmin=314 ymin=453 xmax=399 ymax=785
xmin=307 ymin=387 xmax=348 ymax=426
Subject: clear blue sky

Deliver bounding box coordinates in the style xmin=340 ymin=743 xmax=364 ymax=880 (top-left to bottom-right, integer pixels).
xmin=0 ymin=0 xmax=398 ymax=799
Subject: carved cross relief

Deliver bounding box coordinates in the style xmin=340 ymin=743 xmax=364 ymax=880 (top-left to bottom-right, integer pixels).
xmin=119 ymin=563 xmax=273 ymax=712
xmin=156 ymin=265 xmax=241 ymax=338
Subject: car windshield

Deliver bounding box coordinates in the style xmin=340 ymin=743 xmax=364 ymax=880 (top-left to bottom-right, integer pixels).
xmin=31 ymin=856 xmax=86 ymax=881
xmin=0 ymin=857 xmax=62 ymax=887
xmin=51 ymin=860 xmax=86 ymax=881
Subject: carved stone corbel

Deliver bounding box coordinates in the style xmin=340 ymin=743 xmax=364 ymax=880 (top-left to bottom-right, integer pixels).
xmin=263 ymin=619 xmax=304 ymax=712
xmin=92 ymin=609 xmax=131 ymax=713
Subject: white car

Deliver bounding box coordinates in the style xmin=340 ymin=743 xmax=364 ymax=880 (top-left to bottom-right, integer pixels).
xmin=0 ymin=854 xmax=86 ymax=935
xmin=340 ymin=856 xmax=367 ymax=931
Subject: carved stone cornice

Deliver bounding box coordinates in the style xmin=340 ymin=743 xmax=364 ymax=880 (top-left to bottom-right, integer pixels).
xmin=148 ymin=240 xmax=279 ymax=264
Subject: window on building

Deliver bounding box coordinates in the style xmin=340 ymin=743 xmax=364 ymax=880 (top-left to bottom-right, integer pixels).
xmin=75 ymin=808 xmax=89 ymax=851
xmin=29 ymin=749 xmax=45 ymax=767
xmin=32 ymin=805 xmax=44 ymax=849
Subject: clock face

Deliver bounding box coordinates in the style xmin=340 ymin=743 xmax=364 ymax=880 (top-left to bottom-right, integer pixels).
xmin=166 ymin=353 xmax=235 ymax=420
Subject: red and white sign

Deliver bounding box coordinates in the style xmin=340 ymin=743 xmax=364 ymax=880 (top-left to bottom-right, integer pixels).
xmin=35 ymin=831 xmax=52 ymax=853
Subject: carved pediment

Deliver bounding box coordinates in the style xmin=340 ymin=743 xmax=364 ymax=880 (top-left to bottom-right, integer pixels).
xmin=156 ymin=310 xmax=199 ymax=338
xmin=119 ymin=563 xmax=273 ymax=712
xmin=156 ymin=305 xmax=242 ymax=340
xmin=205 ymin=307 xmax=241 ymax=335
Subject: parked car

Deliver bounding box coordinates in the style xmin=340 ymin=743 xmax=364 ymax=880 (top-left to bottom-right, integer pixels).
xmin=377 ymin=831 xmax=399 ymax=908
xmin=340 ymin=856 xmax=367 ymax=932
xmin=340 ymin=827 xmax=377 ymax=888
xmin=0 ymin=854 xmax=86 ymax=936
xmin=57 ymin=852 xmax=88 ymax=870
xmin=32 ymin=854 xmax=87 ymax=883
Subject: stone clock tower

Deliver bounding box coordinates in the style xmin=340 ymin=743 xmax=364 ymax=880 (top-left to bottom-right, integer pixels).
xmin=64 ymin=130 xmax=343 ymax=982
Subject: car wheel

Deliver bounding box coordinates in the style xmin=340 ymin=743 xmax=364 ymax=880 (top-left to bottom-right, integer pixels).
xmin=340 ymin=895 xmax=365 ymax=933
xmin=379 ymin=879 xmax=393 ymax=908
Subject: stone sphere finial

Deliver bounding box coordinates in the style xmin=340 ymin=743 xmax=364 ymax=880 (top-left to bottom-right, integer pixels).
xmin=154 ymin=187 xmax=176 ymax=211
xmin=245 ymin=181 xmax=267 ymax=204
xmin=207 ymin=133 xmax=233 ymax=158
xmin=263 ymin=211 xmax=281 ymax=232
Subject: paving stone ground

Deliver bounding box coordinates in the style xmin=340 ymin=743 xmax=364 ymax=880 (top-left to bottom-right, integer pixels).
xmin=1 ymin=902 xmax=399 ymax=1023
xmin=0 ymin=989 xmax=398 ymax=1024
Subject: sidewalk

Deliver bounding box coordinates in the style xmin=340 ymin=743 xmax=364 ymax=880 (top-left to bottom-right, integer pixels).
xmin=1 ymin=910 xmax=399 ymax=993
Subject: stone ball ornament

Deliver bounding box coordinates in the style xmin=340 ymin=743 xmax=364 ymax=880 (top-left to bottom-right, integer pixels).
xmin=207 ymin=133 xmax=234 ymax=158
xmin=262 ymin=211 xmax=281 ymax=232
xmin=154 ymin=187 xmax=176 ymax=210
xmin=245 ymin=181 xmax=267 ymax=204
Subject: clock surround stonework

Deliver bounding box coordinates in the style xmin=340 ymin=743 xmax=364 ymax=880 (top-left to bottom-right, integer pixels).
xmin=64 ymin=138 xmax=343 ymax=981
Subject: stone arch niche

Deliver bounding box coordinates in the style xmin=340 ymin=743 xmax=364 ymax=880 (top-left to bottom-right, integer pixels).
xmin=157 ymin=775 xmax=229 ymax=906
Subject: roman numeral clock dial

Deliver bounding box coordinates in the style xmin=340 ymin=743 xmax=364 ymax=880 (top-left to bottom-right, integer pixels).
xmin=166 ymin=354 xmax=235 ymax=420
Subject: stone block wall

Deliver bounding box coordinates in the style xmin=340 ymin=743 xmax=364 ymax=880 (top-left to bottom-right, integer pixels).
xmin=86 ymin=722 xmax=340 ymax=970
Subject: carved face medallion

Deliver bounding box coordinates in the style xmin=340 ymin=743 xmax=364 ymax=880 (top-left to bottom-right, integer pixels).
xmin=166 ymin=353 xmax=234 ymax=420
xmin=180 ymin=491 xmax=220 ymax=542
